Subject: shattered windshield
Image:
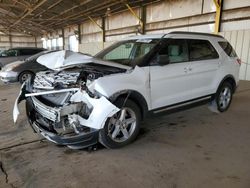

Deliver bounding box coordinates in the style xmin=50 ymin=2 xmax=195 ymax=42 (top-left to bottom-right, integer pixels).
xmin=95 ymin=39 xmax=159 ymax=67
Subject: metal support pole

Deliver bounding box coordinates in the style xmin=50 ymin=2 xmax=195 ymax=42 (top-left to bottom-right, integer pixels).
xmin=78 ymin=24 xmax=81 ymax=44
xmin=102 ymin=17 xmax=106 ymax=43
xmin=9 ymin=30 xmax=12 ymax=48
xmin=62 ymin=28 xmax=65 ymax=50
xmin=34 ymin=36 xmax=37 ymax=47
xmin=141 ymin=5 xmax=146 ymax=34
xmin=213 ymin=0 xmax=223 ymax=34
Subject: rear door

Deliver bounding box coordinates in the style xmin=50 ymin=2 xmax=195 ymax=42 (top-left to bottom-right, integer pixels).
xmin=187 ymin=39 xmax=220 ymax=97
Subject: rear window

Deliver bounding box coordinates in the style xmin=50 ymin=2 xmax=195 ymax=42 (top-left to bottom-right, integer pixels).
xmin=218 ymin=41 xmax=237 ymax=57
xmin=188 ymin=39 xmax=219 ymax=61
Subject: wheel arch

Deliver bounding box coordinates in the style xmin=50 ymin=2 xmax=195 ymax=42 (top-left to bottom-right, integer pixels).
xmin=217 ymin=74 xmax=237 ymax=93
xmin=109 ymin=90 xmax=149 ymax=120
xmin=18 ymin=70 xmax=35 ymax=82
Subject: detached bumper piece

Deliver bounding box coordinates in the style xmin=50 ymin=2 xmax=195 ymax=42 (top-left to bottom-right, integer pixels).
xmin=32 ymin=122 xmax=99 ymax=149
xmin=26 ymin=97 xmax=99 ymax=149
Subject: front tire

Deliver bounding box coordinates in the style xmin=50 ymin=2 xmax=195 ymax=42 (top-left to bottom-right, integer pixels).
xmin=99 ymin=98 xmax=141 ymax=149
xmin=215 ymin=82 xmax=233 ymax=112
xmin=19 ymin=71 xmax=34 ymax=84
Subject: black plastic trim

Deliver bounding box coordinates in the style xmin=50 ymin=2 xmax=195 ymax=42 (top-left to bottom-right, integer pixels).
xmin=169 ymin=31 xmax=224 ymax=39
xmin=149 ymin=94 xmax=213 ymax=116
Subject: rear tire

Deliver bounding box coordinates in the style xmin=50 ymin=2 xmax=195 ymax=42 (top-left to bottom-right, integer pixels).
xmin=215 ymin=82 xmax=233 ymax=112
xmin=99 ymin=98 xmax=141 ymax=149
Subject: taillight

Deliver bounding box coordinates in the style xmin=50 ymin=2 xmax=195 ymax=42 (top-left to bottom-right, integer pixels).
xmin=236 ymin=58 xmax=242 ymax=66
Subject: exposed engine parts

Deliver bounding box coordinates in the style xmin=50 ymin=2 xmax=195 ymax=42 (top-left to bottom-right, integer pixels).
xmin=33 ymin=64 xmax=125 ymax=91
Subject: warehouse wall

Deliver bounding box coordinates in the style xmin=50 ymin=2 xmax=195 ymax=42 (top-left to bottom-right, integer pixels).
xmin=221 ymin=30 xmax=250 ymax=80
xmin=79 ymin=0 xmax=250 ymax=54
xmin=41 ymin=0 xmax=250 ymax=80
xmin=0 ymin=31 xmax=42 ymax=51
xmin=77 ymin=0 xmax=250 ymax=80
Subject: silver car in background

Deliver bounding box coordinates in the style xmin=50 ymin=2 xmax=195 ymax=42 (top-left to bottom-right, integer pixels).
xmin=0 ymin=51 xmax=55 ymax=83
xmin=0 ymin=47 xmax=46 ymax=69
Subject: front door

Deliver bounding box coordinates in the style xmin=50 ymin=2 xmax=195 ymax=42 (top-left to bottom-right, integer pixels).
xmin=149 ymin=39 xmax=194 ymax=110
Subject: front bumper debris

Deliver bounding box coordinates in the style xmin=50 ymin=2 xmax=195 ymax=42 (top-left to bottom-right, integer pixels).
xmin=13 ymin=82 xmax=120 ymax=149
xmin=31 ymin=121 xmax=99 ymax=149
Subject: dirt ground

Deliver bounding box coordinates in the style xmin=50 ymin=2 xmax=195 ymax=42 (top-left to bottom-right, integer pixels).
xmin=0 ymin=81 xmax=250 ymax=188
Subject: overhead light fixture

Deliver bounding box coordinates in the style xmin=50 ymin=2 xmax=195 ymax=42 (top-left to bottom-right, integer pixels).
xmin=106 ymin=7 xmax=111 ymax=17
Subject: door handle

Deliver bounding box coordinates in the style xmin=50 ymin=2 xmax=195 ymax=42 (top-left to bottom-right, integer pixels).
xmin=184 ymin=67 xmax=192 ymax=72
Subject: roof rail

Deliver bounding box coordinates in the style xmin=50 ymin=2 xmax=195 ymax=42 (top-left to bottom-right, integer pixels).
xmin=168 ymin=31 xmax=224 ymax=39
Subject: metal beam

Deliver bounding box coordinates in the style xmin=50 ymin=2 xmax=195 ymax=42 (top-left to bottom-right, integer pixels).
xmin=11 ymin=0 xmax=30 ymax=9
xmin=88 ymin=16 xmax=104 ymax=49
xmin=45 ymin=0 xmax=118 ymax=28
xmin=35 ymin=0 xmax=63 ymax=18
xmin=39 ymin=0 xmax=93 ymax=25
xmin=62 ymin=28 xmax=65 ymax=50
xmin=78 ymin=24 xmax=81 ymax=44
xmin=9 ymin=31 xmax=12 ymax=48
xmin=88 ymin=16 xmax=103 ymax=30
xmin=141 ymin=5 xmax=146 ymax=34
xmin=102 ymin=17 xmax=106 ymax=43
xmin=9 ymin=0 xmax=48 ymax=28
xmin=35 ymin=36 xmax=37 ymax=47
xmin=125 ymin=3 xmax=144 ymax=34
xmin=213 ymin=0 xmax=223 ymax=34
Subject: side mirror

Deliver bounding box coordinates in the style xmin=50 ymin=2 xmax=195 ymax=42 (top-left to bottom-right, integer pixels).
xmin=157 ymin=55 xmax=169 ymax=66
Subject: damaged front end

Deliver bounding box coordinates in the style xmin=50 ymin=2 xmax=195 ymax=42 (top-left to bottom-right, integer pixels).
xmin=13 ymin=65 xmax=124 ymax=149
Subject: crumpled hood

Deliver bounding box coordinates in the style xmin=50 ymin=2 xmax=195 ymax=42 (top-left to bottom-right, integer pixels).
xmin=37 ymin=50 xmax=131 ymax=70
xmin=1 ymin=60 xmax=24 ymax=71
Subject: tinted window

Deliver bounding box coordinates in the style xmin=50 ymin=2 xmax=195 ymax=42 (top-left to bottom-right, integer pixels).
xmin=157 ymin=39 xmax=188 ymax=64
xmin=188 ymin=39 xmax=219 ymax=61
xmin=218 ymin=41 xmax=237 ymax=57
xmin=20 ymin=49 xmax=42 ymax=56
xmin=0 ymin=49 xmax=18 ymax=57
xmin=19 ymin=49 xmax=32 ymax=55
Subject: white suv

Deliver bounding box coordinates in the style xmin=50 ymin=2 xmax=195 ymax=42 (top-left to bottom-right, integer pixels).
xmin=14 ymin=32 xmax=240 ymax=149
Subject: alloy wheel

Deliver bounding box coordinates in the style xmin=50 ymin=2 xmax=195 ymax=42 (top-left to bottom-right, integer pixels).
xmin=107 ymin=107 xmax=137 ymax=143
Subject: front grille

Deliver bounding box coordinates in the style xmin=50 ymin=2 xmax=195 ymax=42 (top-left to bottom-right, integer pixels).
xmin=31 ymin=96 xmax=60 ymax=122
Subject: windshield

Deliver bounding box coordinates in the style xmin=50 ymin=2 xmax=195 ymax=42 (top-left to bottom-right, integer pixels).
xmin=95 ymin=39 xmax=159 ymax=67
